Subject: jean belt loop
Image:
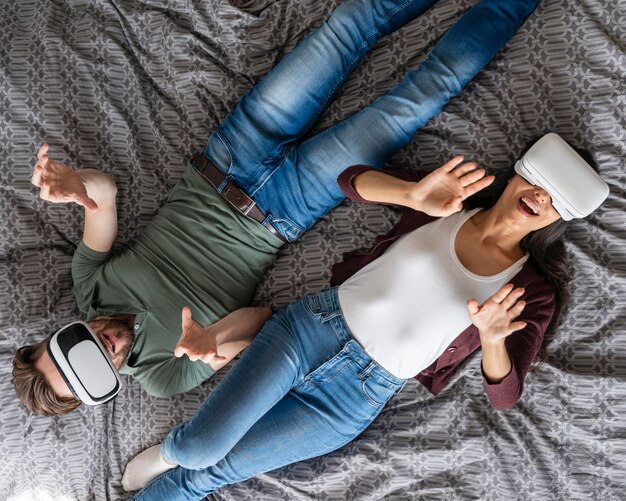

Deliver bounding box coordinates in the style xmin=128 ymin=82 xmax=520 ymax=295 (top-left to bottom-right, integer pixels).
xmin=320 ymin=310 xmax=341 ymax=323
xmin=217 ymin=175 xmax=232 ymax=193
xmin=357 ymin=361 xmax=376 ymax=381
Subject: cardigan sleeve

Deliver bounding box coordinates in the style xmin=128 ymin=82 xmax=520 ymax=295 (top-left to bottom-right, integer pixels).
xmin=337 ymin=165 xmax=431 ymax=204
xmin=331 ymin=167 xmax=438 ymax=287
xmin=329 ymin=209 xmax=437 ymax=286
xmin=481 ymin=277 xmax=556 ymax=410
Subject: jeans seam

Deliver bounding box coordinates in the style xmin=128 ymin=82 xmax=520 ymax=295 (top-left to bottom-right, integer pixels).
xmin=381 ymin=0 xmax=416 ymax=29
xmin=295 ymin=357 xmax=353 ymax=389
xmin=302 ymin=295 xmax=320 ymax=316
xmin=309 ymin=360 xmax=353 ymax=384
xmin=132 ymin=465 xmax=183 ymax=499
xmin=360 ymin=0 xmax=416 ymax=49
xmin=366 ymin=370 xmax=403 ymax=390
xmin=247 ymin=144 xmax=294 ymax=197
xmin=212 ymin=130 xmax=235 ymax=174
xmin=272 ymin=432 xmax=355 ymax=468
xmin=329 ymin=317 xmax=351 ymax=346
xmin=300 ymin=49 xmax=361 ymax=137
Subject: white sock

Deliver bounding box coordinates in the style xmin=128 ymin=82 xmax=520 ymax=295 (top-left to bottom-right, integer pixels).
xmin=121 ymin=443 xmax=177 ymax=492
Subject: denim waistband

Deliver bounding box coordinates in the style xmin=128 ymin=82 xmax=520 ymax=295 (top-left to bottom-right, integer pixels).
xmin=304 ymin=287 xmax=405 ymax=387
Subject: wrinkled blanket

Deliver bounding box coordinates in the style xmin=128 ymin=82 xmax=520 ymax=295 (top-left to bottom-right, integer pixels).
xmin=1 ymin=0 xmax=625 ymax=499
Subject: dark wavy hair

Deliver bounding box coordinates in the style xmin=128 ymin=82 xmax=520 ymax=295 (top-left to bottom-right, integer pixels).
xmin=464 ymin=138 xmax=597 ymax=365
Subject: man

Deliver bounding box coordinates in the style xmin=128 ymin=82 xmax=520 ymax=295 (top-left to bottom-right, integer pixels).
xmin=12 ymin=0 xmax=542 ymax=415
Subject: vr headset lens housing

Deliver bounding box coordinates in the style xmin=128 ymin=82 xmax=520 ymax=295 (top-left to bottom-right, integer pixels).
xmin=47 ymin=321 xmax=122 ymax=405
xmin=514 ymin=133 xmax=609 ymax=221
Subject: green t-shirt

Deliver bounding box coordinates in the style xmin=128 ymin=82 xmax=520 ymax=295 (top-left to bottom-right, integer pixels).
xmin=71 ymin=166 xmax=283 ymax=397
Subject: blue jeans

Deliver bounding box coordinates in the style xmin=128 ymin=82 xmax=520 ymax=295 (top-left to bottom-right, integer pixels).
xmin=203 ymin=0 xmax=541 ymax=241
xmin=131 ymin=288 xmax=406 ymax=500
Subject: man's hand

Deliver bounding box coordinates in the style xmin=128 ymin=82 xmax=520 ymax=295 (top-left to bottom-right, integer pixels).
xmin=32 ymin=143 xmax=119 ymax=252
xmin=467 ymin=284 xmax=527 ymax=345
xmin=409 ymin=156 xmax=495 ymax=217
xmin=31 ymin=144 xmax=98 ymax=210
xmin=175 ymin=307 xmax=228 ymax=364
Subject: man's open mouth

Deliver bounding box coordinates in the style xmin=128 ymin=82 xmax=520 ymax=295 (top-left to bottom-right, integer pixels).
xmin=518 ymin=195 xmax=540 ymax=217
xmin=102 ymin=333 xmax=116 ymax=355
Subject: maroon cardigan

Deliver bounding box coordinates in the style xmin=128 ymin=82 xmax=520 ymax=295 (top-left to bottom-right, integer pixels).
xmin=331 ymin=166 xmax=556 ymax=410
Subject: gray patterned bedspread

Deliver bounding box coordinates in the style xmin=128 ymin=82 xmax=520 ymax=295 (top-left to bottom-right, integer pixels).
xmin=1 ymin=0 xmax=625 ymax=499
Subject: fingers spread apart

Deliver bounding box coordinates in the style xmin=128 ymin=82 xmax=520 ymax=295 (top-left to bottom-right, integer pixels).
xmin=508 ymin=299 xmax=526 ymax=319
xmin=501 ymin=287 xmax=525 ymax=310
xmin=459 ymin=167 xmax=485 ymax=187
xmin=444 ymin=158 xmax=496 ymax=201
xmin=454 ymin=162 xmax=480 ymax=178
xmin=467 ymin=174 xmax=495 ymax=197
xmin=441 ymin=155 xmax=465 ymax=172
xmin=492 ymin=283 xmax=515 ymax=304
xmin=510 ymin=321 xmax=527 ymax=333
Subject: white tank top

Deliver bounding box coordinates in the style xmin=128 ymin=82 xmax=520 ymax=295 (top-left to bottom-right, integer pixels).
xmin=338 ymin=209 xmax=528 ymax=379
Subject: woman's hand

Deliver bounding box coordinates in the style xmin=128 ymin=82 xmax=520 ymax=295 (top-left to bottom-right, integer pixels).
xmin=409 ymin=156 xmax=495 ymax=217
xmin=467 ymin=284 xmax=527 ymax=345
xmin=175 ymin=307 xmax=228 ymax=364
xmin=31 ymin=144 xmax=100 ymax=210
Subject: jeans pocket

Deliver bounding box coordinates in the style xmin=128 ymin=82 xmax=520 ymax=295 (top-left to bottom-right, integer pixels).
xmin=205 ymin=130 xmax=235 ymax=174
xmin=360 ymin=373 xmax=396 ymax=408
xmin=268 ymin=216 xmax=305 ymax=242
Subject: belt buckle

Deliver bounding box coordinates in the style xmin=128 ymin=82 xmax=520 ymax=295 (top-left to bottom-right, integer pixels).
xmin=222 ymin=181 xmax=256 ymax=215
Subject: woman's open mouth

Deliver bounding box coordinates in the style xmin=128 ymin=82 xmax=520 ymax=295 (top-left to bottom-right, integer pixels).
xmin=518 ymin=195 xmax=540 ymax=217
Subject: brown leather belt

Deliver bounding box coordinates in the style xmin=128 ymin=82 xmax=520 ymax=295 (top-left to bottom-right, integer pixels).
xmin=192 ymin=153 xmax=285 ymax=242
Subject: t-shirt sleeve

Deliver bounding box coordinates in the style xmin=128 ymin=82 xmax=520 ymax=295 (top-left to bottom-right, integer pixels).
xmin=71 ymin=241 xmax=112 ymax=313
xmin=133 ymin=357 xmax=216 ymax=398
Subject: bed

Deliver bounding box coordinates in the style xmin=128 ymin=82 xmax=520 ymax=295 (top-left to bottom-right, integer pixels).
xmin=1 ymin=0 xmax=625 ymax=499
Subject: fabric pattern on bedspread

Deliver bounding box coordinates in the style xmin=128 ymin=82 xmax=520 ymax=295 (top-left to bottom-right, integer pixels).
xmin=1 ymin=0 xmax=625 ymax=499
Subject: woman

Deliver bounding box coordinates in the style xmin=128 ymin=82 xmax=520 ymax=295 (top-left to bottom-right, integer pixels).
xmin=123 ymin=136 xmax=608 ymax=499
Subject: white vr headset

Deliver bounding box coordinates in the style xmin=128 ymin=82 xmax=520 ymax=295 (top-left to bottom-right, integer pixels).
xmin=47 ymin=321 xmax=122 ymax=405
xmin=514 ymin=133 xmax=609 ymax=221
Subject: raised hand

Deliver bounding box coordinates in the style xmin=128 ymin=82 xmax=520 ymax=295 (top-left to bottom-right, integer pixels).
xmin=467 ymin=284 xmax=527 ymax=345
xmin=410 ymin=156 xmax=495 ymax=217
xmin=174 ymin=307 xmax=228 ymax=364
xmin=31 ymin=144 xmax=98 ymax=210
